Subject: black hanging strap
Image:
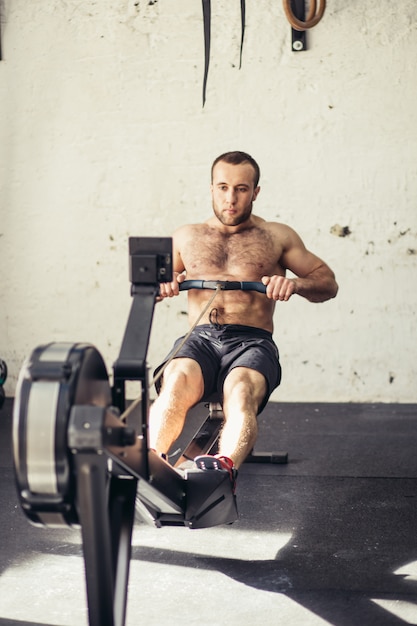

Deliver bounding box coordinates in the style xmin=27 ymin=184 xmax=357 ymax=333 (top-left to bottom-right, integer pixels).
xmin=239 ymin=0 xmax=245 ymax=69
xmin=201 ymin=0 xmax=246 ymax=106
xmin=202 ymin=0 xmax=211 ymax=107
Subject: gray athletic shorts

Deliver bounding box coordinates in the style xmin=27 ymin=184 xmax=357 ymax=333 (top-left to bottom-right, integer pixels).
xmin=154 ymin=324 xmax=282 ymax=414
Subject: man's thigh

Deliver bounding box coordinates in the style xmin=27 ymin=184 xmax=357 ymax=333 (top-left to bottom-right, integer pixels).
xmin=219 ymin=339 xmax=281 ymax=413
xmin=154 ymin=331 xmax=220 ymax=397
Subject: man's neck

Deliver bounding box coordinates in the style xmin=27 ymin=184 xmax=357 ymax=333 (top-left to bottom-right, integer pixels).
xmin=206 ymin=215 xmax=257 ymax=234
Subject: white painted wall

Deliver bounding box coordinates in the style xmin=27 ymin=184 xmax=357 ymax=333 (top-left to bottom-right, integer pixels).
xmin=1 ymin=0 xmax=416 ymax=402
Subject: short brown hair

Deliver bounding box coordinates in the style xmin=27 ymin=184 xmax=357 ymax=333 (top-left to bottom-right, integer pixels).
xmin=211 ymin=151 xmax=260 ymax=187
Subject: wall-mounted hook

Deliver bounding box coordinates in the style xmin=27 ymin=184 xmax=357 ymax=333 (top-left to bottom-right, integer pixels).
xmin=284 ymin=0 xmax=326 ymax=51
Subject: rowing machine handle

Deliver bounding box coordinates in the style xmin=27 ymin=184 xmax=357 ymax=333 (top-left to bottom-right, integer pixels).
xmin=179 ymin=280 xmax=266 ymax=294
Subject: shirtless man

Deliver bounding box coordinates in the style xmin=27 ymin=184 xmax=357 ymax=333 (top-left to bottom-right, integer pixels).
xmin=149 ymin=151 xmax=338 ymax=487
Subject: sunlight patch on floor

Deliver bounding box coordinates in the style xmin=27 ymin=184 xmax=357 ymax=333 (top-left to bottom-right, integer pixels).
xmin=371 ymin=599 xmax=417 ymax=624
xmin=370 ymin=560 xmax=417 ymax=624
xmin=0 ymin=553 xmax=88 ymax=626
xmin=132 ymin=524 xmax=293 ymax=561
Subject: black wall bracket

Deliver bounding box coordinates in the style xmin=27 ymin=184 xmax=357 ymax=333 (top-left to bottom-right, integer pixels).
xmin=291 ymin=0 xmax=307 ymax=52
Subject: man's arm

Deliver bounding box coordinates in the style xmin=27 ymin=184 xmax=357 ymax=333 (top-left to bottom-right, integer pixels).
xmin=262 ymin=224 xmax=338 ymax=303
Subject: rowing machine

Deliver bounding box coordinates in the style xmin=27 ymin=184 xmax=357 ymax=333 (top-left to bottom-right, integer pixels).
xmin=12 ymin=237 xmax=237 ymax=626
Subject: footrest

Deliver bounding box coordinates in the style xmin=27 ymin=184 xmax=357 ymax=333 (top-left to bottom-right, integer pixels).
xmin=245 ymin=451 xmax=288 ymax=464
xmin=185 ymin=468 xmax=238 ymax=528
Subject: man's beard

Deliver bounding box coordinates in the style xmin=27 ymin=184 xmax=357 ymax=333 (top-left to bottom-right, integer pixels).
xmin=212 ymin=202 xmax=253 ymax=226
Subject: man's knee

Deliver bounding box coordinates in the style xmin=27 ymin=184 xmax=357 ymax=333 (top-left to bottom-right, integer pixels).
xmin=223 ymin=367 xmax=267 ymax=411
xmin=159 ymin=358 xmax=204 ymax=403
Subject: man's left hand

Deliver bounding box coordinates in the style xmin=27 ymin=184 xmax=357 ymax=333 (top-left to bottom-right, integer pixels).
xmin=261 ymin=275 xmax=297 ymax=301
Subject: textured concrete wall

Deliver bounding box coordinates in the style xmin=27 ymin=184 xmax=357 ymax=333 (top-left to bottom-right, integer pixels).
xmin=0 ymin=1 xmax=416 ymax=402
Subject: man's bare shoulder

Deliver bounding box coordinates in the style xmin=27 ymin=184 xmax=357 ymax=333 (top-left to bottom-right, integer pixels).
xmin=252 ymin=216 xmax=298 ymax=240
xmin=173 ymin=223 xmax=208 ymax=238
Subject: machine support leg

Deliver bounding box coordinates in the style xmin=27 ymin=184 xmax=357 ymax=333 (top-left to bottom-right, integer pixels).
xmin=109 ymin=475 xmax=137 ymax=626
xmin=73 ymin=454 xmax=137 ymax=626
xmin=75 ymin=453 xmax=116 ymax=626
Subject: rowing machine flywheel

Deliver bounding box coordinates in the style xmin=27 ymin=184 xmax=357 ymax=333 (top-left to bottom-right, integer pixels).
xmin=13 ymin=342 xmax=112 ymax=527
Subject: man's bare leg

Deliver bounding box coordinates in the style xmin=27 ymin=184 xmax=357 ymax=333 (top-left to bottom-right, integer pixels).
xmin=217 ymin=367 xmax=267 ymax=469
xmin=149 ymin=358 xmax=204 ymax=456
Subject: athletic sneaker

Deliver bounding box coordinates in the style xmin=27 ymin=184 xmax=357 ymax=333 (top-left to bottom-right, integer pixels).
xmin=194 ymin=454 xmax=237 ymax=493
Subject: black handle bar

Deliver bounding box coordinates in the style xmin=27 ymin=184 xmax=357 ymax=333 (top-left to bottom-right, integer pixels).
xmin=179 ymin=280 xmax=266 ymax=294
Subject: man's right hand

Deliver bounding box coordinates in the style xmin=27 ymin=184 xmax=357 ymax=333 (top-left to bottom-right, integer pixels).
xmin=158 ymin=272 xmax=185 ymax=299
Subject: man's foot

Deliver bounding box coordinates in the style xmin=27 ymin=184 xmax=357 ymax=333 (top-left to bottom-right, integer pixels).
xmin=176 ymin=459 xmax=196 ymax=472
xmin=194 ymin=454 xmax=237 ymax=493
xmin=150 ymin=448 xmax=167 ymax=461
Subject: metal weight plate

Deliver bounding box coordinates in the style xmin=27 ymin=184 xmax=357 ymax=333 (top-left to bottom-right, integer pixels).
xmin=13 ymin=342 xmax=112 ymax=527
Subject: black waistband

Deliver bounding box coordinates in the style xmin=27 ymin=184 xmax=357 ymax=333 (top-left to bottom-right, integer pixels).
xmin=195 ymin=323 xmax=273 ymax=339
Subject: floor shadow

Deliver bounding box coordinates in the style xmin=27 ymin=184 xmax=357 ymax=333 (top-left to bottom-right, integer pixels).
xmin=0 ymin=620 xmax=57 ymax=626
xmin=129 ymin=471 xmax=417 ymax=625
xmin=3 ymin=398 xmax=417 ymax=626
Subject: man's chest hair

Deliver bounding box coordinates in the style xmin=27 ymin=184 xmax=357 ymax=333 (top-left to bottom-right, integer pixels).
xmin=181 ymin=226 xmax=281 ymax=273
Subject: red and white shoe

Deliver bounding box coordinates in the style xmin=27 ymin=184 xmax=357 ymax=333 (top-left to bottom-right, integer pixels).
xmin=194 ymin=454 xmax=237 ymax=493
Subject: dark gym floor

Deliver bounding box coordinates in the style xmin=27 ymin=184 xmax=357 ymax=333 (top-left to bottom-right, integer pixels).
xmin=1 ymin=398 xmax=417 ymax=626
